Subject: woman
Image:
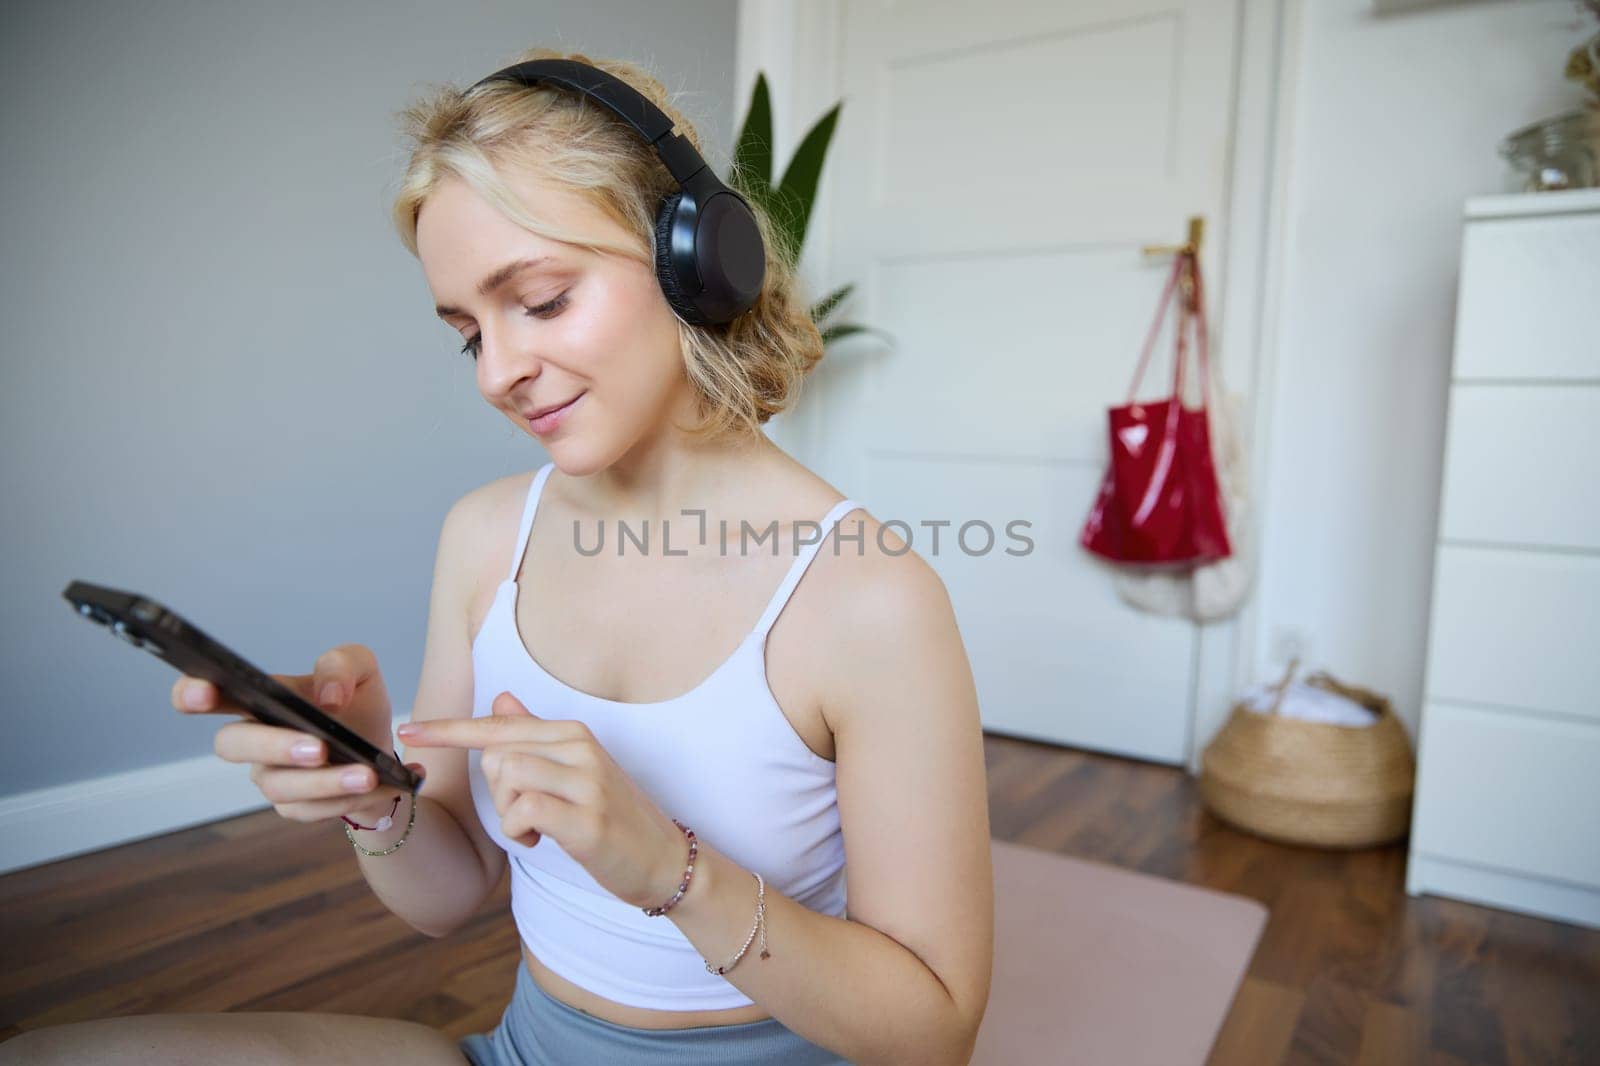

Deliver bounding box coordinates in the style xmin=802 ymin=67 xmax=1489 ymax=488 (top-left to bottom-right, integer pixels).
xmin=5 ymin=47 xmax=994 ymax=1066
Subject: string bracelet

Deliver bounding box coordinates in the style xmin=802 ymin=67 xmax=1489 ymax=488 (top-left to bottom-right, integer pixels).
xmin=344 ymin=787 xmax=419 ymax=857
xmin=341 ymin=795 xmax=401 ymax=832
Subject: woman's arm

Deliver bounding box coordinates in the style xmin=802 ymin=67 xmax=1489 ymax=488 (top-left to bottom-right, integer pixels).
xmin=662 ymin=534 xmax=994 ymax=1066
xmin=356 ymin=491 xmax=508 ymax=936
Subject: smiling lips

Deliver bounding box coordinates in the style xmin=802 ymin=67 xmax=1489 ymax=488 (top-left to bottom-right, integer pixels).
xmin=526 ymin=395 xmax=580 ymax=420
xmin=525 ymin=392 xmax=583 ymax=433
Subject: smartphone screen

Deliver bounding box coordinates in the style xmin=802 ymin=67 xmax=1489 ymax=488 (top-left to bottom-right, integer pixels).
xmin=62 ymin=580 xmax=420 ymax=793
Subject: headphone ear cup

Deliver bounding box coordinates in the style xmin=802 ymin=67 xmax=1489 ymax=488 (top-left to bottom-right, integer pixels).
xmin=653 ymin=193 xmax=705 ymax=326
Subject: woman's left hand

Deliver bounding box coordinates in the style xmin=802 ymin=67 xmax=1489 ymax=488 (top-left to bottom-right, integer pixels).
xmin=397 ymin=691 xmax=688 ymax=910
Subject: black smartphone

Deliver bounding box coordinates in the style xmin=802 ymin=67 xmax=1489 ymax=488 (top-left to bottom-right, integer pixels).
xmin=62 ymin=580 xmax=421 ymax=794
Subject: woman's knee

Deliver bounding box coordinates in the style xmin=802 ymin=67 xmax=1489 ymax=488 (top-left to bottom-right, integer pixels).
xmin=0 ymin=1013 xmax=297 ymax=1065
xmin=0 ymin=1012 xmax=469 ymax=1066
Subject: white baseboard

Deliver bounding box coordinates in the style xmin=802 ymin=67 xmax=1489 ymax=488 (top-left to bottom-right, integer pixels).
xmin=1405 ymin=852 xmax=1600 ymax=931
xmin=0 ymin=754 xmax=270 ymax=876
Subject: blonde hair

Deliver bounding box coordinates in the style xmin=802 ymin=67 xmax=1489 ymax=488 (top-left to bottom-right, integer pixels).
xmin=390 ymin=47 xmax=824 ymax=443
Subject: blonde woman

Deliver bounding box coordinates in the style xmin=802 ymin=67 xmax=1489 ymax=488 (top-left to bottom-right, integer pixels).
xmin=4 ymin=48 xmax=993 ymax=1066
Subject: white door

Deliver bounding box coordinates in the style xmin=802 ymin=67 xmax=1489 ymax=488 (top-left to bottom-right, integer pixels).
xmin=806 ymin=0 xmax=1242 ymax=763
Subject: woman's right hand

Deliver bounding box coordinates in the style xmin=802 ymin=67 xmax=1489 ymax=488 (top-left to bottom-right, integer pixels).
xmin=170 ymin=643 xmax=426 ymax=825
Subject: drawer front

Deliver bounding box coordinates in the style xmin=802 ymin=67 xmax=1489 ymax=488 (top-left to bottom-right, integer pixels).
xmin=1455 ymin=213 xmax=1600 ymax=381
xmin=1439 ymin=385 xmax=1600 ymax=550
xmin=1426 ymin=546 xmax=1600 ymax=723
xmin=1411 ymin=701 xmax=1600 ymax=889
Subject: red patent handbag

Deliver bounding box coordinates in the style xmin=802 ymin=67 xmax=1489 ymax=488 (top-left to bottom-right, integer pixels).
xmin=1080 ymin=249 xmax=1233 ymax=566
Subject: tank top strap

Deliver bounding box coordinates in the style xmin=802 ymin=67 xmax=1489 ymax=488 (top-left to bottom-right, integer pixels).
xmin=507 ymin=461 xmax=556 ymax=584
xmin=751 ymin=497 xmax=863 ymax=643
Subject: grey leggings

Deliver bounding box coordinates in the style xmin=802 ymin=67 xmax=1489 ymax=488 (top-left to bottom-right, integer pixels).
xmin=457 ymin=960 xmax=852 ymax=1065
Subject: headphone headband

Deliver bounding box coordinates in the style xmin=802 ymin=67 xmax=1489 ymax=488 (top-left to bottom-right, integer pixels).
xmin=468 ymin=58 xmax=708 ymax=186
xmin=465 ymin=58 xmax=765 ymax=326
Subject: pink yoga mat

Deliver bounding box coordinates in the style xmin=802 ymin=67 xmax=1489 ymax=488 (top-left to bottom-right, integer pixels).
xmin=972 ymin=839 xmax=1267 ymax=1065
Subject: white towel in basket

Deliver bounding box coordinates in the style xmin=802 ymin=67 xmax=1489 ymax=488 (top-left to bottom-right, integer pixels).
xmin=1241 ymin=680 xmax=1377 ymax=727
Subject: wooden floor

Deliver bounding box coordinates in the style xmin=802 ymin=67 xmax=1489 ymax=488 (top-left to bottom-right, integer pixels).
xmin=2 ymin=732 xmax=1596 ymax=1064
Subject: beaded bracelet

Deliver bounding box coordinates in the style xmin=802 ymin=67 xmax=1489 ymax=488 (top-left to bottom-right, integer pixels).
xmin=641 ymin=819 xmax=771 ymax=975
xmin=641 ymin=819 xmax=698 ymax=916
xmin=344 ymin=786 xmax=418 ymax=857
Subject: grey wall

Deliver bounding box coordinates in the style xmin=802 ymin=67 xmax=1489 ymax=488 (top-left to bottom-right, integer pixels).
xmin=1 ymin=0 xmax=740 ymax=796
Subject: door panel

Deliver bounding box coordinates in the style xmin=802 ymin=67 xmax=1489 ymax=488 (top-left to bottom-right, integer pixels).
xmin=813 ymin=0 xmax=1240 ymax=761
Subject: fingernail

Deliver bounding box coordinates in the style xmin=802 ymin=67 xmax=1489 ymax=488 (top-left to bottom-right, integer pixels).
xmin=184 ymin=683 xmax=209 ymax=709
xmin=319 ymin=683 xmax=342 ymax=706
xmin=396 ymin=723 xmax=418 ymax=737
xmin=342 ymin=768 xmax=371 ymax=790
xmin=292 ymin=739 xmax=322 ymax=762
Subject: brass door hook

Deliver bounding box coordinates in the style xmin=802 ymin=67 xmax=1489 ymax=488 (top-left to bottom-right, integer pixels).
xmin=1141 ymin=216 xmax=1205 ymax=313
xmin=1141 ymin=215 xmax=1205 ymax=258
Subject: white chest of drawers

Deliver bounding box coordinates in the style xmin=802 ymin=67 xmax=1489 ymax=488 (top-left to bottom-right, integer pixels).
xmin=1404 ymin=188 xmax=1600 ymax=930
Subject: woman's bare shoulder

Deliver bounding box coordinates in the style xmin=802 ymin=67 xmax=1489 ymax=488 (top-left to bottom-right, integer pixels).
xmin=765 ymin=455 xmax=935 ymax=606
xmin=816 ymin=505 xmax=944 ymax=620
xmin=800 ymin=498 xmax=956 ymax=716
xmin=445 ymin=469 xmax=543 ymax=599
xmin=451 ymin=469 xmax=539 ymax=529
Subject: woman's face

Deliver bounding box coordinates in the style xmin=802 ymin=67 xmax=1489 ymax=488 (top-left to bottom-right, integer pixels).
xmin=416 ymin=172 xmax=689 ymax=474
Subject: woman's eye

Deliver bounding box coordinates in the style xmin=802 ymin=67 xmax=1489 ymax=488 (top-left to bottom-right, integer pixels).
xmin=526 ymin=290 xmax=571 ymax=321
xmin=457 ymin=291 xmax=571 ymax=361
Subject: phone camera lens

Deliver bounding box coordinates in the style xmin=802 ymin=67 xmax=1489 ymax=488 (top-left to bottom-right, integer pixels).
xmin=79 ymin=603 xmax=113 ymax=626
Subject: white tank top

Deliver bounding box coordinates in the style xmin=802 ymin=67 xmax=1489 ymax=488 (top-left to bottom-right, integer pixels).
xmin=466 ymin=461 xmax=860 ymax=1010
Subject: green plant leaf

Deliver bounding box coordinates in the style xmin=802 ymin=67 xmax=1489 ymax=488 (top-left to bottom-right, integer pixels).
xmin=728 ymin=81 xmax=883 ymax=356
xmin=764 ymin=186 xmax=806 ymax=270
xmin=820 ymin=322 xmax=880 ymax=346
xmin=731 ymin=73 xmax=774 ymax=197
xmin=770 ymin=101 xmax=842 ymax=267
xmin=810 ymin=283 xmax=854 ymax=323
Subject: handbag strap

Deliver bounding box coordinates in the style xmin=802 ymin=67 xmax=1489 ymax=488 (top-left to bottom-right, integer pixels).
xmin=1125 ymin=252 xmax=1185 ymax=404
xmin=1125 ymin=249 xmax=1214 ymax=412
xmin=1182 ymin=252 xmax=1214 ymax=411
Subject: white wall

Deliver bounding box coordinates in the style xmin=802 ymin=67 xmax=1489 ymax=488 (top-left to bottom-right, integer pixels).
xmin=1251 ymin=0 xmax=1591 ymax=737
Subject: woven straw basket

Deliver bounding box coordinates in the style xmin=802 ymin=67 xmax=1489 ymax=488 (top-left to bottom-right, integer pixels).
xmin=1198 ymin=659 xmax=1416 ymax=849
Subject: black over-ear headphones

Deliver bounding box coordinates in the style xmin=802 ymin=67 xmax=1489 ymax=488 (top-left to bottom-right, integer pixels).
xmin=466 ymin=58 xmax=766 ymax=327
